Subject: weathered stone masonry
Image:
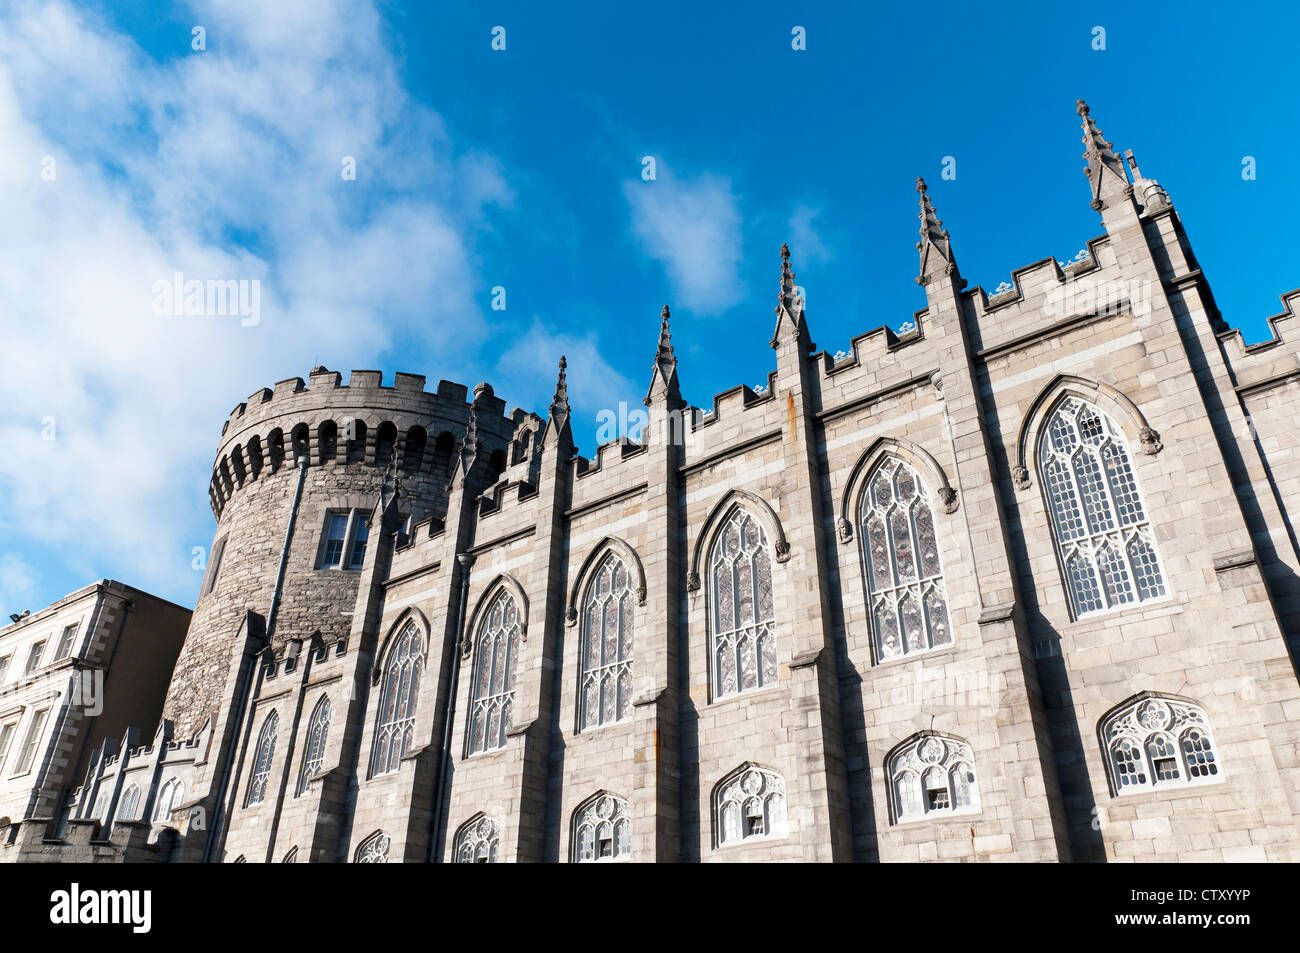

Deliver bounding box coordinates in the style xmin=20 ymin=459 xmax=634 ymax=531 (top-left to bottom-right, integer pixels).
xmin=11 ymin=100 xmax=1300 ymax=863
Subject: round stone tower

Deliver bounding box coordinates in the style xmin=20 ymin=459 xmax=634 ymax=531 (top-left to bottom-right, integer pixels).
xmin=161 ymin=366 xmax=514 ymax=739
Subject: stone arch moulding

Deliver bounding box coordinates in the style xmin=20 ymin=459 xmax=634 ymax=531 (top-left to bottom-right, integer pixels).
xmin=1013 ymin=374 xmax=1162 ymax=490
xmin=462 ymin=573 xmax=529 ymax=657
xmin=370 ymin=606 xmax=432 ymax=685
xmin=838 ymin=436 xmax=957 ymax=543
xmin=687 ymin=489 xmax=791 ymax=592
xmin=566 ymin=536 xmax=648 ymax=625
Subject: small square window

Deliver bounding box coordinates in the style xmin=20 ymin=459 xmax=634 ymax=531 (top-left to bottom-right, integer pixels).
xmin=1152 ymin=757 xmax=1179 ymax=782
xmin=927 ymin=788 xmax=950 ymax=811
xmin=598 ymin=836 xmax=613 ymax=859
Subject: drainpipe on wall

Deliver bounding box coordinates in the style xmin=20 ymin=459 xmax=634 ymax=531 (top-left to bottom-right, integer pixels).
xmin=428 ymin=551 xmax=475 ymax=862
xmin=202 ymin=455 xmax=308 ymax=863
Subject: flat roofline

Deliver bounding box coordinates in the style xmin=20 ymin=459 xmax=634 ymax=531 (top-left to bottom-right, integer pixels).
xmin=0 ymin=579 xmax=193 ymax=635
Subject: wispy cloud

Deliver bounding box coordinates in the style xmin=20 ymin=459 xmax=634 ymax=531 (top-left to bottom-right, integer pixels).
xmin=786 ymin=205 xmax=830 ymax=263
xmin=623 ymin=166 xmax=744 ymax=313
xmin=0 ymin=0 xmax=510 ymax=606
xmin=494 ymin=319 xmax=637 ymax=436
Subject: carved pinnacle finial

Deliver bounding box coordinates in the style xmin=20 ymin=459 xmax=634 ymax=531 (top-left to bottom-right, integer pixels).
xmin=779 ymin=242 xmax=796 ymax=304
xmin=645 ymin=303 xmax=682 ymax=406
xmin=1077 ymin=98 xmax=1130 ymax=210
xmin=551 ymin=354 xmax=569 ymax=417
xmin=656 ymin=305 xmax=675 ymax=369
xmin=916 ymin=176 xmax=956 ymax=286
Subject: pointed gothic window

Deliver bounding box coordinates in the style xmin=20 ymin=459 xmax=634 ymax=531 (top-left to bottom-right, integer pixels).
xmin=298 ymin=696 xmax=331 ymax=795
xmin=282 ymin=847 xmax=299 ymax=863
xmin=372 ymin=622 xmax=424 ymax=776
xmin=1101 ymin=696 xmax=1222 ymax=796
xmin=708 ymin=508 xmax=778 ymax=699
xmin=118 ymin=784 xmax=141 ymax=821
xmin=860 ymin=457 xmax=953 ymax=660
xmin=579 ymin=553 xmax=634 ymax=730
xmin=246 ymin=709 xmax=279 ymax=806
xmin=887 ymin=734 xmax=980 ymax=823
xmin=153 ymin=776 xmax=184 ymax=824
xmin=573 ymin=793 xmax=631 ymax=862
xmin=356 ymin=830 xmax=390 ymax=863
xmin=468 ymin=590 xmax=521 ymax=755
xmin=1038 ymin=398 xmax=1166 ymax=617
xmin=714 ymin=765 xmax=787 ymax=846
xmin=454 ymin=815 xmax=502 ymax=863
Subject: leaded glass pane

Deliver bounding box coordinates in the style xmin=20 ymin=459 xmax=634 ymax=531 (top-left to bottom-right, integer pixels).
xmin=709 ymin=509 xmax=778 ymax=699
xmin=246 ymin=710 xmax=278 ymax=806
xmin=453 ymin=816 xmax=500 ymax=863
xmin=887 ymin=735 xmax=979 ymax=822
xmin=860 ymin=459 xmax=955 ymax=660
xmin=579 ymin=553 xmax=635 ymax=730
xmin=573 ymin=795 xmax=631 ymax=862
xmin=1039 ymin=399 xmax=1167 ymax=618
xmin=298 ymin=696 xmax=330 ymax=796
xmin=372 ymin=622 xmax=424 ymax=775
xmin=468 ymin=591 xmax=521 ymax=754
xmin=1096 ymin=544 xmax=1135 ymax=606
xmin=716 ymin=767 xmax=787 ymax=845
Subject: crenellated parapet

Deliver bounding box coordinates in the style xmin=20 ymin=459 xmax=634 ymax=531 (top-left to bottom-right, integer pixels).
xmin=1216 ymin=288 xmax=1300 ymax=390
xmin=208 ymin=367 xmax=515 ymax=519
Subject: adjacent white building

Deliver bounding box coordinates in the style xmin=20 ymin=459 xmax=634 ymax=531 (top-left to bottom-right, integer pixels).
xmin=0 ymin=581 xmax=190 ymax=830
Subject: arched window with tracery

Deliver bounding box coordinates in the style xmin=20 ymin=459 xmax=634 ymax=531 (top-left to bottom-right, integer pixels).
xmin=887 ymin=734 xmax=979 ymax=823
xmin=118 ymin=784 xmax=140 ymax=821
xmin=573 ymin=793 xmax=631 ymax=862
xmin=356 ymin=831 xmax=390 ymax=863
xmin=454 ymin=815 xmax=502 ymax=863
xmin=1037 ymin=398 xmax=1166 ymax=617
xmin=580 ymin=553 xmax=634 ymax=730
xmin=298 ymin=696 xmax=330 ymax=795
xmin=371 ymin=622 xmax=424 ymax=776
xmin=468 ymin=590 xmax=521 ymax=755
xmin=153 ymin=777 xmax=184 ymax=824
xmin=708 ymin=508 xmax=777 ymax=699
xmin=715 ymin=765 xmax=787 ymax=846
xmin=246 ymin=709 xmax=279 ymax=806
xmin=860 ymin=457 xmax=952 ymax=660
xmin=1101 ymin=695 xmax=1222 ymax=795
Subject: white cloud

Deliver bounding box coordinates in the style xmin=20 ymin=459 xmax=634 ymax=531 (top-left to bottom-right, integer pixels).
xmin=786 ymin=205 xmax=829 ymax=263
xmin=623 ymin=168 xmax=743 ymax=313
xmin=0 ymin=1 xmax=510 ymax=606
xmin=0 ymin=553 xmax=38 ymax=621
xmin=494 ymin=320 xmax=637 ymax=439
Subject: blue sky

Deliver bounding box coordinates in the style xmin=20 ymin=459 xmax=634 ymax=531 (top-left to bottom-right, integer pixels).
xmin=1 ymin=0 xmax=1297 ymax=614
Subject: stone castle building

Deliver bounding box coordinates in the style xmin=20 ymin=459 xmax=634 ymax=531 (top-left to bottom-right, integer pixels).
xmin=5 ymin=100 xmax=1300 ymax=863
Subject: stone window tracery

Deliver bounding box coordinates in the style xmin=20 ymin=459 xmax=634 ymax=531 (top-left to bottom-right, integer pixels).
xmin=860 ymin=458 xmax=953 ymax=660
xmin=372 ymin=622 xmax=423 ymax=776
xmin=356 ymin=830 xmax=390 ymax=863
xmin=715 ymin=766 xmax=787 ymax=846
xmin=454 ymin=815 xmax=501 ymax=863
xmin=573 ymin=794 xmax=631 ymax=862
xmin=298 ymin=695 xmax=330 ymax=795
xmin=708 ymin=509 xmax=778 ymax=699
xmin=887 ymin=734 xmax=979 ymax=823
xmin=1038 ymin=398 xmax=1166 ymax=617
xmin=246 ymin=709 xmax=278 ymax=806
xmin=579 ymin=554 xmax=634 ymax=730
xmin=1102 ymin=696 xmax=1221 ymax=795
xmin=468 ymin=591 xmax=520 ymax=754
